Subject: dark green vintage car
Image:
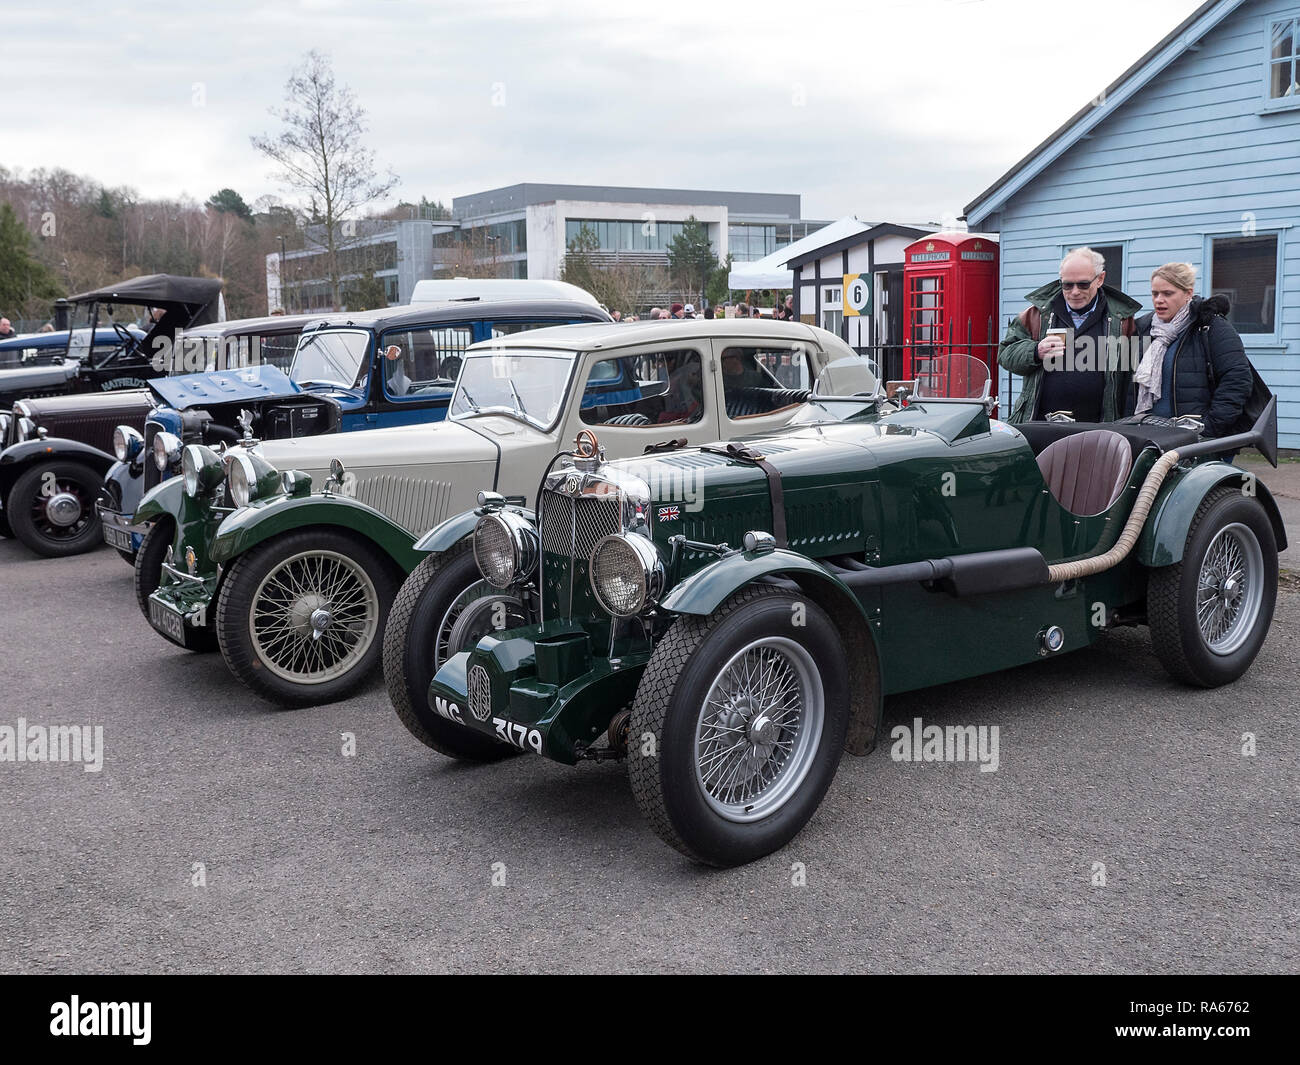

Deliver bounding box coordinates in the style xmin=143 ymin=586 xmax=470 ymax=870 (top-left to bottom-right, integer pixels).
xmin=390 ymin=358 xmax=1284 ymax=867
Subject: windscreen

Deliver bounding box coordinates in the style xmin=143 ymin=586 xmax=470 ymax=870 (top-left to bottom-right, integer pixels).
xmin=449 ymin=350 xmax=576 ymax=430
xmin=290 ymin=329 xmax=369 ymax=389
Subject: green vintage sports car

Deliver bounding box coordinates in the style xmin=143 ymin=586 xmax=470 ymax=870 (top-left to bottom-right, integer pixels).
xmin=396 ymin=358 xmax=1284 ymax=867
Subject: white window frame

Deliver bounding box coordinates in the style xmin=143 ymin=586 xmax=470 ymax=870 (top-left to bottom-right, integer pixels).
xmin=1261 ymin=10 xmax=1300 ymax=113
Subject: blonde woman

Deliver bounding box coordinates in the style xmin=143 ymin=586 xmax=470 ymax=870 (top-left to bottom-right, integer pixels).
xmin=1130 ymin=263 xmax=1253 ymax=437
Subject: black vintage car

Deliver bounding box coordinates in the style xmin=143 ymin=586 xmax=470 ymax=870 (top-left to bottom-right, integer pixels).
xmin=0 ymin=312 xmax=314 ymax=558
xmin=0 ymin=275 xmax=224 ymax=553
xmin=0 ymin=274 xmax=222 ymax=408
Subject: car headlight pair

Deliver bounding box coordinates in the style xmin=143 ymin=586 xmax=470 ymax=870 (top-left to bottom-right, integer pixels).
xmin=590 ymin=533 xmax=664 ymax=617
xmin=225 ymin=449 xmax=281 ymax=507
xmin=112 ymin=425 xmax=145 ymax=463
xmin=474 ymin=510 xmax=539 ymax=589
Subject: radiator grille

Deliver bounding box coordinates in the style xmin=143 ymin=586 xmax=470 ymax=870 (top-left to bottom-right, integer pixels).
xmin=143 ymin=422 xmax=161 ymax=491
xmin=540 ymin=489 xmax=622 ymax=618
xmin=540 ymin=491 xmax=621 ymax=558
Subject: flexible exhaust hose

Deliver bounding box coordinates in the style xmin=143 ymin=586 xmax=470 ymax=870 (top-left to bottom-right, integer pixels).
xmin=1046 ymin=449 xmax=1182 ymax=582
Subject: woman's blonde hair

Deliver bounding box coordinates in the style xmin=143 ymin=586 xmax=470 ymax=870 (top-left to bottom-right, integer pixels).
xmin=1152 ymin=262 xmax=1196 ymax=293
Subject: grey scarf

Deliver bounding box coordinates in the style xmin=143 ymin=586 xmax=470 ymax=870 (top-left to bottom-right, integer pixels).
xmin=1134 ymin=301 xmax=1193 ymax=415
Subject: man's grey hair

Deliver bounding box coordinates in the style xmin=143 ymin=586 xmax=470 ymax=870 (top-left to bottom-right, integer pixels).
xmin=1061 ymin=247 xmax=1106 ymax=275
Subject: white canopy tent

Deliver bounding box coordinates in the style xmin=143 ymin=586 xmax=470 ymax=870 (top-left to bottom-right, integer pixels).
xmin=726 ymin=215 xmax=873 ymax=291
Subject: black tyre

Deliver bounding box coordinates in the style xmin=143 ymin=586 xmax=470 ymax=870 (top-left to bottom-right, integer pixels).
xmin=8 ymin=461 xmax=105 ymax=558
xmin=627 ymin=585 xmax=850 ymax=867
xmin=383 ymin=539 xmax=528 ymax=761
xmin=133 ymin=519 xmax=218 ymax=653
xmin=1148 ymin=485 xmax=1278 ymax=687
xmin=215 ymin=528 xmax=399 ymax=707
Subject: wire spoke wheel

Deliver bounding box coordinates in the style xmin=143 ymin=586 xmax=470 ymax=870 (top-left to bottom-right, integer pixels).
xmin=1194 ymin=522 xmax=1263 ymax=656
xmin=693 ymin=636 xmax=824 ymax=823
xmin=435 ymin=579 xmax=526 ymax=667
xmin=249 ymin=549 xmax=380 ymax=684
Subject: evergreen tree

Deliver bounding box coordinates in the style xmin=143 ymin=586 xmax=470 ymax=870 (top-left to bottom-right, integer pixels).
xmin=0 ymin=203 xmax=63 ymax=320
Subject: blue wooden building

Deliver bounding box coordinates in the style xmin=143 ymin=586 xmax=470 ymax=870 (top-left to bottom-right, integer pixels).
xmin=964 ymin=0 xmax=1300 ymax=447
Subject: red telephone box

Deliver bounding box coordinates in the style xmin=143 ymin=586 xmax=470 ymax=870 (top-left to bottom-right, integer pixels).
xmin=902 ymin=233 xmax=999 ymax=383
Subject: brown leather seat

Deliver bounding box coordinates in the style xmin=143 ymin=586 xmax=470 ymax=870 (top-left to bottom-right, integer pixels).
xmin=1035 ymin=429 xmax=1132 ymax=516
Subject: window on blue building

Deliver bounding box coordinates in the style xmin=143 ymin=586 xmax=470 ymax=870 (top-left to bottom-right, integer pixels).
xmin=1270 ymin=17 xmax=1298 ymax=99
xmin=1210 ymin=235 xmax=1278 ymax=335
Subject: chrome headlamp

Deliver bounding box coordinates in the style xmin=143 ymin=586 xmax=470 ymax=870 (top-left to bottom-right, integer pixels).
xmin=181 ymin=444 xmax=223 ymax=497
xmin=152 ymin=431 xmax=182 ymax=472
xmin=226 ymin=450 xmax=281 ymax=508
xmin=113 ymin=425 xmax=144 ymax=463
xmin=0 ymin=412 xmax=10 ymax=440
xmin=589 ymin=532 xmax=664 ymax=617
xmin=473 ymin=510 xmax=539 ymax=589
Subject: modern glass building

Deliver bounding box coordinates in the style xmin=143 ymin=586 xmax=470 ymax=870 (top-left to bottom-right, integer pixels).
xmin=267 ymin=184 xmax=825 ymax=311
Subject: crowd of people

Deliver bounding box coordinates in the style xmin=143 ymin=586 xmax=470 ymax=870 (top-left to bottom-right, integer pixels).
xmin=609 ymin=294 xmax=798 ymax=323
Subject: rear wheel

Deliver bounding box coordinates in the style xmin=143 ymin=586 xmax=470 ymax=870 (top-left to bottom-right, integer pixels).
xmin=1148 ymin=486 xmax=1277 ymax=687
xmin=134 ymin=519 xmax=217 ymax=652
xmin=627 ymin=586 xmax=850 ymax=867
xmin=8 ymin=461 xmax=104 ymax=557
xmin=216 ymin=529 xmax=399 ymax=707
xmin=383 ymin=539 xmax=527 ymax=761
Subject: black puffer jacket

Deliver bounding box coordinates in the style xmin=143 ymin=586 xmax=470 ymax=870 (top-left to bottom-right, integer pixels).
xmin=1128 ymin=295 xmax=1253 ymax=437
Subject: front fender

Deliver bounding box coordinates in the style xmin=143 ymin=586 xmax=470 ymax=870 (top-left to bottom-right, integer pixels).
xmin=0 ymin=438 xmax=116 ymax=497
xmin=134 ymin=476 xmax=185 ymax=526
xmin=661 ymin=548 xmax=865 ymax=620
xmin=1138 ymin=462 xmax=1287 ymax=567
xmin=101 ymin=460 xmax=146 ymax=515
xmin=414 ymin=505 xmax=536 ymax=553
xmin=211 ymin=493 xmax=424 ymax=571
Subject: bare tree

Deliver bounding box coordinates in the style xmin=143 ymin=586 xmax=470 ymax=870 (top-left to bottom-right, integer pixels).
xmin=251 ymin=50 xmax=397 ymax=310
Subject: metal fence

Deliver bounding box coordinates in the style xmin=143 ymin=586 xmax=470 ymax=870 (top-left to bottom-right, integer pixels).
xmin=852 ymin=342 xmax=1000 ymax=386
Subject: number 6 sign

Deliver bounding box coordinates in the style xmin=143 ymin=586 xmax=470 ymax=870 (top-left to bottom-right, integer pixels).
xmin=843 ymin=273 xmax=871 ymax=317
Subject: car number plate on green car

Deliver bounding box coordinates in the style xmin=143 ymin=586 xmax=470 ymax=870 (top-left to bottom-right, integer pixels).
xmin=148 ymin=596 xmax=187 ymax=645
xmin=102 ymin=524 xmax=133 ymax=551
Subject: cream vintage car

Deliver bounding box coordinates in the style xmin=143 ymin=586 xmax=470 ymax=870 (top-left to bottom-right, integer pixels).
xmin=131 ymin=319 xmax=861 ymax=705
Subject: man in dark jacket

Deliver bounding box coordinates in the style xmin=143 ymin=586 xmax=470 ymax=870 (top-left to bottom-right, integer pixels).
xmin=1127 ymin=293 xmax=1252 ymax=438
xmin=998 ymin=248 xmax=1141 ymax=423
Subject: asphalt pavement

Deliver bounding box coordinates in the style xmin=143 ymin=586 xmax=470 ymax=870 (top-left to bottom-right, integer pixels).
xmin=0 ymin=490 xmax=1296 ymax=973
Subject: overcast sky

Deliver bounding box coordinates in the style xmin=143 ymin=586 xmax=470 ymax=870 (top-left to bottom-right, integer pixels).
xmin=2 ymin=0 xmax=1206 ymax=224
